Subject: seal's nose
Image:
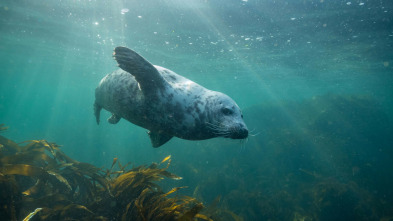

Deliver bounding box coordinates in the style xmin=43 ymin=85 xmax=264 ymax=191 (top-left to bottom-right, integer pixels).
xmin=231 ymin=125 xmax=248 ymax=139
xmin=239 ymin=127 xmax=248 ymax=139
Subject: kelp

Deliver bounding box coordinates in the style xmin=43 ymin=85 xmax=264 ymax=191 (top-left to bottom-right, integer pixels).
xmin=0 ymin=125 xmax=211 ymax=221
xmin=0 ymin=124 xmax=8 ymax=132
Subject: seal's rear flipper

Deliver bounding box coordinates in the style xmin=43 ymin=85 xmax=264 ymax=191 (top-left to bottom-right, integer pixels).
xmin=113 ymin=46 xmax=165 ymax=93
xmin=148 ymin=131 xmax=173 ymax=148
xmin=94 ymin=102 xmax=102 ymax=125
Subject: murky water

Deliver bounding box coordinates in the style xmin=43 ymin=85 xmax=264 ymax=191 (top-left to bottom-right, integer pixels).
xmin=1 ymin=0 xmax=393 ymax=219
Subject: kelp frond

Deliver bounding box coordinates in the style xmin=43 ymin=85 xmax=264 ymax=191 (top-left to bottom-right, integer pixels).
xmin=0 ymin=124 xmax=211 ymax=221
xmin=0 ymin=124 xmax=9 ymax=132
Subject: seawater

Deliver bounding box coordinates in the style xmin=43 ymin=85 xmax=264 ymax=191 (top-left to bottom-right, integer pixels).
xmin=1 ymin=0 xmax=393 ymax=220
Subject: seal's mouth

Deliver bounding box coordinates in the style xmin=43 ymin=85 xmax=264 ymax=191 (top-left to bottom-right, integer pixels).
xmin=229 ymin=127 xmax=248 ymax=139
xmin=206 ymin=122 xmax=248 ymax=139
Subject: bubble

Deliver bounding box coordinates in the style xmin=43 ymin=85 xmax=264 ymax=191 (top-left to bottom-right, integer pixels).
xmin=121 ymin=8 xmax=129 ymax=14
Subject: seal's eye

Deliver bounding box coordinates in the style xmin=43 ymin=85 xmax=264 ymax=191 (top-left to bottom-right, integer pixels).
xmin=222 ymin=107 xmax=233 ymax=115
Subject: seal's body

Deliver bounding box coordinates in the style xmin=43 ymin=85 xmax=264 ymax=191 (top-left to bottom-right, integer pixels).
xmin=94 ymin=47 xmax=248 ymax=147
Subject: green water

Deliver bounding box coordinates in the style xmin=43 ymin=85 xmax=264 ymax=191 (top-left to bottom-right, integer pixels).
xmin=1 ymin=0 xmax=393 ymax=220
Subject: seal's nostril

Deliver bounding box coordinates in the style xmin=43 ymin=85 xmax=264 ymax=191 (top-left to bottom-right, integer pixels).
xmin=239 ymin=124 xmax=248 ymax=137
xmin=229 ymin=126 xmax=248 ymax=139
xmin=241 ymin=128 xmax=248 ymax=138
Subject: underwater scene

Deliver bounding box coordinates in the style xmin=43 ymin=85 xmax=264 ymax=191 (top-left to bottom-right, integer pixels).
xmin=1 ymin=0 xmax=393 ymax=220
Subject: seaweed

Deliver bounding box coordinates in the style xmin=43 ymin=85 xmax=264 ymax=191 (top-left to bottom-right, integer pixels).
xmin=0 ymin=125 xmax=211 ymax=221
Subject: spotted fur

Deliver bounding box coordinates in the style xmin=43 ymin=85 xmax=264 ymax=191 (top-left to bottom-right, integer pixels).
xmin=94 ymin=47 xmax=248 ymax=147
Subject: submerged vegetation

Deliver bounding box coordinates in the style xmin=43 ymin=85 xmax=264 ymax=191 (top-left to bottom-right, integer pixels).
xmin=0 ymin=124 xmax=211 ymax=221
xmin=1 ymin=94 xmax=392 ymax=220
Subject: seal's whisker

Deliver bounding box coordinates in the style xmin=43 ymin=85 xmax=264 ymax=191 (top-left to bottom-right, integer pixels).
xmin=205 ymin=124 xmax=230 ymax=137
xmin=249 ymin=131 xmax=261 ymax=137
xmin=217 ymin=132 xmax=231 ymax=136
xmin=211 ymin=130 xmax=232 ymax=137
xmin=205 ymin=124 xmax=226 ymax=132
xmin=238 ymin=138 xmax=247 ymax=153
xmin=212 ymin=131 xmax=231 ymax=136
xmin=205 ymin=122 xmax=230 ymax=137
xmin=248 ymin=127 xmax=261 ymax=137
xmin=205 ymin=122 xmax=228 ymax=130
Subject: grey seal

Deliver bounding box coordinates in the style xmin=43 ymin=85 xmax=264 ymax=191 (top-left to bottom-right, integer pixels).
xmin=94 ymin=46 xmax=248 ymax=147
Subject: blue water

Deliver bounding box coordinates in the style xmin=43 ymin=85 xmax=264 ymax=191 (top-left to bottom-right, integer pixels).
xmin=1 ymin=0 xmax=393 ymax=220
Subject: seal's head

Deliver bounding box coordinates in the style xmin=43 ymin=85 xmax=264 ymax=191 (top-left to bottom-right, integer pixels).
xmin=206 ymin=92 xmax=248 ymax=139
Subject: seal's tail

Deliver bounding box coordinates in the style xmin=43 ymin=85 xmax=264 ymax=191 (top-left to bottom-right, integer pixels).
xmin=94 ymin=102 xmax=102 ymax=125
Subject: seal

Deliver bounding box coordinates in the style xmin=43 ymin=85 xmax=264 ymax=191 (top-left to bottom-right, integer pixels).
xmin=94 ymin=46 xmax=248 ymax=147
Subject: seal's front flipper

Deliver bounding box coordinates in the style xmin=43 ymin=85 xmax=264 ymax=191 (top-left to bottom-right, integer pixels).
xmin=108 ymin=113 xmax=121 ymax=124
xmin=94 ymin=102 xmax=102 ymax=125
xmin=148 ymin=131 xmax=173 ymax=148
xmin=113 ymin=46 xmax=165 ymax=93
